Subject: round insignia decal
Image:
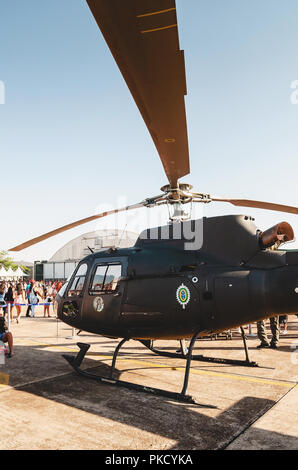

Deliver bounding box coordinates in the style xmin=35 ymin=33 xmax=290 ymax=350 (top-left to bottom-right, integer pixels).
xmin=93 ymin=296 xmax=104 ymax=313
xmin=176 ymin=284 xmax=190 ymax=309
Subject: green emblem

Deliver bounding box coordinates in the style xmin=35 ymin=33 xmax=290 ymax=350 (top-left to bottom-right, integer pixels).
xmin=176 ymin=284 xmax=190 ymax=309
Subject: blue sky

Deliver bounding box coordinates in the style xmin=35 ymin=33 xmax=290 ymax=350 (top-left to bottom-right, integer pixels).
xmin=1 ymin=0 xmax=298 ymax=262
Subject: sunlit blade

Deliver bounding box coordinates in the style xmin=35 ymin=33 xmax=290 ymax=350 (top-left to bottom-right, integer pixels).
xmin=9 ymin=202 xmax=145 ymax=251
xmin=87 ymin=0 xmax=190 ymax=187
xmin=212 ymin=197 xmax=298 ymax=215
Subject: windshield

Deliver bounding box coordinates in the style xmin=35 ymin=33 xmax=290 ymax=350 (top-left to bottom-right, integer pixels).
xmin=57 ymin=266 xmax=77 ymax=297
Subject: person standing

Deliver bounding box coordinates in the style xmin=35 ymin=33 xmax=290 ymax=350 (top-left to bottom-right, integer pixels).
xmin=28 ymin=283 xmax=40 ymax=318
xmin=4 ymin=284 xmax=14 ymax=322
xmin=43 ymin=283 xmax=53 ymax=318
xmin=0 ymin=282 xmax=7 ymax=316
xmin=26 ymin=280 xmax=33 ymax=317
xmin=14 ymin=283 xmax=25 ymax=323
xmin=57 ymin=281 xmax=63 ymax=292
xmin=257 ymin=316 xmax=280 ymax=349
xmin=279 ymin=315 xmax=288 ymax=335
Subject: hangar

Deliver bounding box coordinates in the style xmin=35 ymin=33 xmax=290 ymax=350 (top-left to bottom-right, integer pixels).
xmin=33 ymin=229 xmax=138 ymax=281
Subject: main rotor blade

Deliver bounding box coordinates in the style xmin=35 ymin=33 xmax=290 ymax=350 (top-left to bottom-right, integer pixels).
xmin=212 ymin=197 xmax=298 ymax=215
xmin=9 ymin=202 xmax=145 ymax=252
xmin=87 ymin=0 xmax=190 ymax=187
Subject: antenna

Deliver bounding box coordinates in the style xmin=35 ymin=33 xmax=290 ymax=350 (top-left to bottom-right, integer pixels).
xmin=118 ymin=223 xmax=128 ymax=248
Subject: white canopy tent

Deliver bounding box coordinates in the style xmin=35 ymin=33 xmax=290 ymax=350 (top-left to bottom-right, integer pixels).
xmin=0 ymin=266 xmax=27 ymax=279
xmin=0 ymin=267 xmax=7 ymax=278
xmin=0 ymin=267 xmax=26 ymax=279
xmin=5 ymin=268 xmax=16 ymax=279
xmin=14 ymin=267 xmax=26 ymax=277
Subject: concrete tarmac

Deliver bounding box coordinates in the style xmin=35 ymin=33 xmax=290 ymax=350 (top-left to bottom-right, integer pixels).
xmin=0 ymin=307 xmax=297 ymax=450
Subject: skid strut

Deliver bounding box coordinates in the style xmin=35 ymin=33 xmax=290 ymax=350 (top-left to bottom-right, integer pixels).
xmin=141 ymin=327 xmax=258 ymax=368
xmin=62 ymin=333 xmax=217 ymax=408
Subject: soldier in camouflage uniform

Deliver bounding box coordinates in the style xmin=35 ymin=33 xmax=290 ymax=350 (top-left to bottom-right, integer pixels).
xmin=256 ymin=243 xmax=281 ymax=350
xmin=257 ymin=316 xmax=280 ymax=349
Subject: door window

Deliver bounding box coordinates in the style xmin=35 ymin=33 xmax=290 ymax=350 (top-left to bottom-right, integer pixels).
xmin=89 ymin=263 xmax=122 ymax=294
xmin=104 ymin=264 xmax=122 ymax=291
xmin=91 ymin=265 xmax=108 ymax=292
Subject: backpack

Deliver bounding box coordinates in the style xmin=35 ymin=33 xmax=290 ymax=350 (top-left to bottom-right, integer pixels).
xmin=29 ymin=291 xmax=38 ymax=304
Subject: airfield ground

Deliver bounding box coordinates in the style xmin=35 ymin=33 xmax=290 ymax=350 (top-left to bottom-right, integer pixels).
xmin=0 ymin=308 xmax=297 ymax=450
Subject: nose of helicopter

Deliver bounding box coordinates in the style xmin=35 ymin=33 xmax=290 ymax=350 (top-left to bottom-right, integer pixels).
xmin=266 ymin=266 xmax=298 ymax=315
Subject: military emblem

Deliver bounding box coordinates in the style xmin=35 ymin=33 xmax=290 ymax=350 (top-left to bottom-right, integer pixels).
xmin=93 ymin=296 xmax=104 ymax=313
xmin=176 ymin=284 xmax=190 ymax=309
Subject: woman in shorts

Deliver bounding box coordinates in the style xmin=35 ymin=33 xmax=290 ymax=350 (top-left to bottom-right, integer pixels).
xmin=14 ymin=283 xmax=25 ymax=323
xmin=4 ymin=284 xmax=14 ymax=322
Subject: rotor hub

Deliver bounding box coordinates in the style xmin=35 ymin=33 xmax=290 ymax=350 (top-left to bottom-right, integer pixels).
xmin=160 ymin=183 xmax=194 ymax=203
xmin=160 ymin=183 xmax=193 ymax=194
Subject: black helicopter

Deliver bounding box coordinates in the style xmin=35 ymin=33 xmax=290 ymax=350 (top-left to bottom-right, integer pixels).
xmin=10 ymin=0 xmax=298 ymax=405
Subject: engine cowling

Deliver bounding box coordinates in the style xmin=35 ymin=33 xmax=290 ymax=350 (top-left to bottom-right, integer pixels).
xmin=259 ymin=222 xmax=294 ymax=249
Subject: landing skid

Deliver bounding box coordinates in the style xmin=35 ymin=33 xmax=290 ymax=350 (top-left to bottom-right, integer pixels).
xmin=62 ymin=327 xmax=256 ymax=406
xmin=62 ymin=332 xmax=217 ymax=408
xmin=142 ymin=327 xmax=258 ymax=368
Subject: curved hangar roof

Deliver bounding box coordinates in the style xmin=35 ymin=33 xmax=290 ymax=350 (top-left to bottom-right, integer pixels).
xmin=49 ymin=230 xmax=138 ymax=262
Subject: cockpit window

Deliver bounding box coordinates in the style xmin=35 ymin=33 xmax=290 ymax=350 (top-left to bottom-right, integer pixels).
xmin=90 ymin=263 xmax=122 ymax=294
xmin=68 ymin=263 xmax=88 ymax=297
xmin=58 ymin=267 xmax=77 ymax=298
xmin=76 ymin=264 xmax=87 ymax=276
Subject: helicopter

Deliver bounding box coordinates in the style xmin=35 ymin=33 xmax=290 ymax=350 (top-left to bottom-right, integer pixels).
xmin=9 ymin=0 xmax=298 ymax=405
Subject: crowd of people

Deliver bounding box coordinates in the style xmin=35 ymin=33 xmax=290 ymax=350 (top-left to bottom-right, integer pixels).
xmin=0 ymin=279 xmax=64 ymax=358
xmin=0 ymin=279 xmax=63 ymax=322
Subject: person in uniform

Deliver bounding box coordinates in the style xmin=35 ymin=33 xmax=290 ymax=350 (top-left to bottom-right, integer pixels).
xmin=256 ymin=235 xmax=283 ymax=350
xmin=257 ymin=316 xmax=279 ymax=349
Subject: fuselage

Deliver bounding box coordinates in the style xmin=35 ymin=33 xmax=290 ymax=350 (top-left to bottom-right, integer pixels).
xmin=56 ymin=215 xmax=298 ymax=339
